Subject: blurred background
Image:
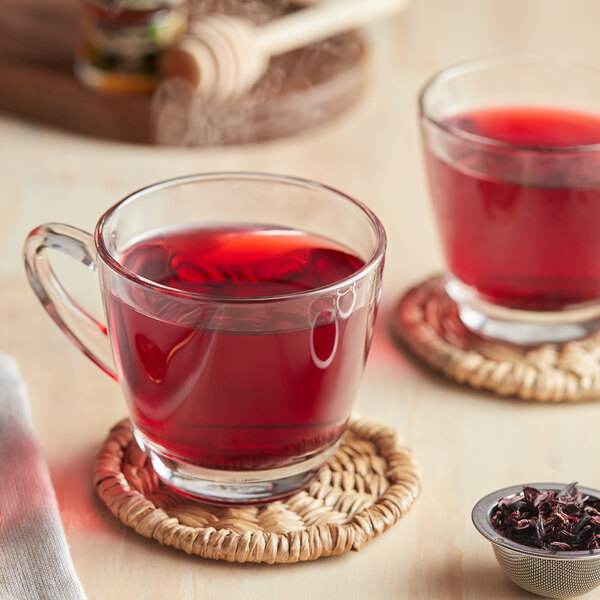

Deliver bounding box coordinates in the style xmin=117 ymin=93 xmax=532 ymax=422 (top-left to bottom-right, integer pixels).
xmin=2 ymin=1 xmax=600 ymax=598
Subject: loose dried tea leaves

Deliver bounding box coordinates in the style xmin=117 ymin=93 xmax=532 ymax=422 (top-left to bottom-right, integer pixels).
xmin=491 ymin=483 xmax=600 ymax=552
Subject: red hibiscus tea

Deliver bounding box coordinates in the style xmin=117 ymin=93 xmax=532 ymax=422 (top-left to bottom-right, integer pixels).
xmin=419 ymin=56 xmax=600 ymax=342
xmin=106 ymin=225 xmax=371 ymax=471
xmin=424 ymin=106 xmax=600 ymax=311
xmin=25 ymin=173 xmax=385 ymax=502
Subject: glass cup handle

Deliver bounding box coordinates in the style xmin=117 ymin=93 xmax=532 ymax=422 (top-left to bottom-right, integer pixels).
xmin=23 ymin=223 xmax=117 ymax=379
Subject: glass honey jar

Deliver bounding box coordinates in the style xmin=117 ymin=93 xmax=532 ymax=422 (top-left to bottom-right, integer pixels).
xmin=76 ymin=0 xmax=187 ymax=94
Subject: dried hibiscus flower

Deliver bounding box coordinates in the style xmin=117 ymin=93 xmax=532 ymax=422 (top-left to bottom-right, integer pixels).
xmin=491 ymin=483 xmax=600 ymax=552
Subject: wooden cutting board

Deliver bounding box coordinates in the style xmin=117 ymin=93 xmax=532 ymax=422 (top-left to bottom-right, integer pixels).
xmin=0 ymin=0 xmax=366 ymax=145
xmin=0 ymin=0 xmax=152 ymax=143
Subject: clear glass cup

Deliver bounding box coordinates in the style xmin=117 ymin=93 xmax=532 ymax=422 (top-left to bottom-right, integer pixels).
xmin=23 ymin=172 xmax=386 ymax=504
xmin=419 ymin=54 xmax=600 ymax=344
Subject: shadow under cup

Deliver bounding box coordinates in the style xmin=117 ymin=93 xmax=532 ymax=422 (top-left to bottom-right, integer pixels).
xmin=24 ymin=173 xmax=386 ymax=504
xmin=419 ymin=55 xmax=600 ymax=344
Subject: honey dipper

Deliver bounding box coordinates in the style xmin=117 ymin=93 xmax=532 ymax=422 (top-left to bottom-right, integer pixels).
xmin=160 ymin=0 xmax=409 ymax=102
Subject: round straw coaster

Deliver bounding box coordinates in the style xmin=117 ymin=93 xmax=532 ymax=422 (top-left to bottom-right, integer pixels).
xmin=94 ymin=416 xmax=421 ymax=563
xmin=393 ymin=274 xmax=600 ymax=402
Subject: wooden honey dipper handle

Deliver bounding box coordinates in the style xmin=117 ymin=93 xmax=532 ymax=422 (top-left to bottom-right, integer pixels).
xmin=160 ymin=0 xmax=409 ymax=102
xmin=258 ymin=0 xmax=409 ymax=57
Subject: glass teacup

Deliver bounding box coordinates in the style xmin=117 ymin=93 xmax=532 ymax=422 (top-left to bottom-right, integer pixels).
xmin=24 ymin=172 xmax=386 ymax=503
xmin=420 ymin=54 xmax=600 ymax=344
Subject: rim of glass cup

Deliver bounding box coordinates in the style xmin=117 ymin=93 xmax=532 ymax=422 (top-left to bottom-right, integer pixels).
xmin=418 ymin=53 xmax=600 ymax=154
xmin=95 ymin=171 xmax=387 ymax=303
xmin=472 ymin=483 xmax=600 ymax=560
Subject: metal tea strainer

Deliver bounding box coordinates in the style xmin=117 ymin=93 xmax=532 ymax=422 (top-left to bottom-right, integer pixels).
xmin=472 ymin=483 xmax=600 ymax=598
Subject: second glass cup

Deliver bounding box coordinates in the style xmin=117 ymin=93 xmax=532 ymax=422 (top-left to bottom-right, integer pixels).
xmin=420 ymin=54 xmax=600 ymax=344
xmin=24 ymin=173 xmax=385 ymax=504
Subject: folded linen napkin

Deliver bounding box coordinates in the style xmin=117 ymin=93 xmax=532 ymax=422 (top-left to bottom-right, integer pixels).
xmin=0 ymin=354 xmax=87 ymax=600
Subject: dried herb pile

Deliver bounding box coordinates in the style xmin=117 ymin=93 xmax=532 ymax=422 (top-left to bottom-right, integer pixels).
xmin=491 ymin=483 xmax=600 ymax=552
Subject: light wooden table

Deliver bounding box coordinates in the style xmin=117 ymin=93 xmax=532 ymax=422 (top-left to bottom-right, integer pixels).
xmin=2 ymin=0 xmax=600 ymax=598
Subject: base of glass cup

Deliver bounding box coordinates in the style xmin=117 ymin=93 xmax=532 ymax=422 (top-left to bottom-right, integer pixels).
xmin=132 ymin=427 xmax=341 ymax=505
xmin=446 ymin=278 xmax=600 ymax=345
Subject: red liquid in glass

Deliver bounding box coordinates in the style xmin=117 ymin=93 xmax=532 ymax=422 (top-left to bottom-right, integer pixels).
xmin=106 ymin=225 xmax=370 ymax=470
xmin=425 ymin=106 xmax=600 ymax=310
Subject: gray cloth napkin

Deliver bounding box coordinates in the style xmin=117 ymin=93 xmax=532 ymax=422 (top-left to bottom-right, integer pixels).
xmin=0 ymin=354 xmax=87 ymax=600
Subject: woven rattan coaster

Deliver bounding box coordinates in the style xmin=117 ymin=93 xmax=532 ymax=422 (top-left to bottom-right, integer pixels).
xmin=393 ymin=274 xmax=600 ymax=402
xmin=94 ymin=416 xmax=421 ymax=563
